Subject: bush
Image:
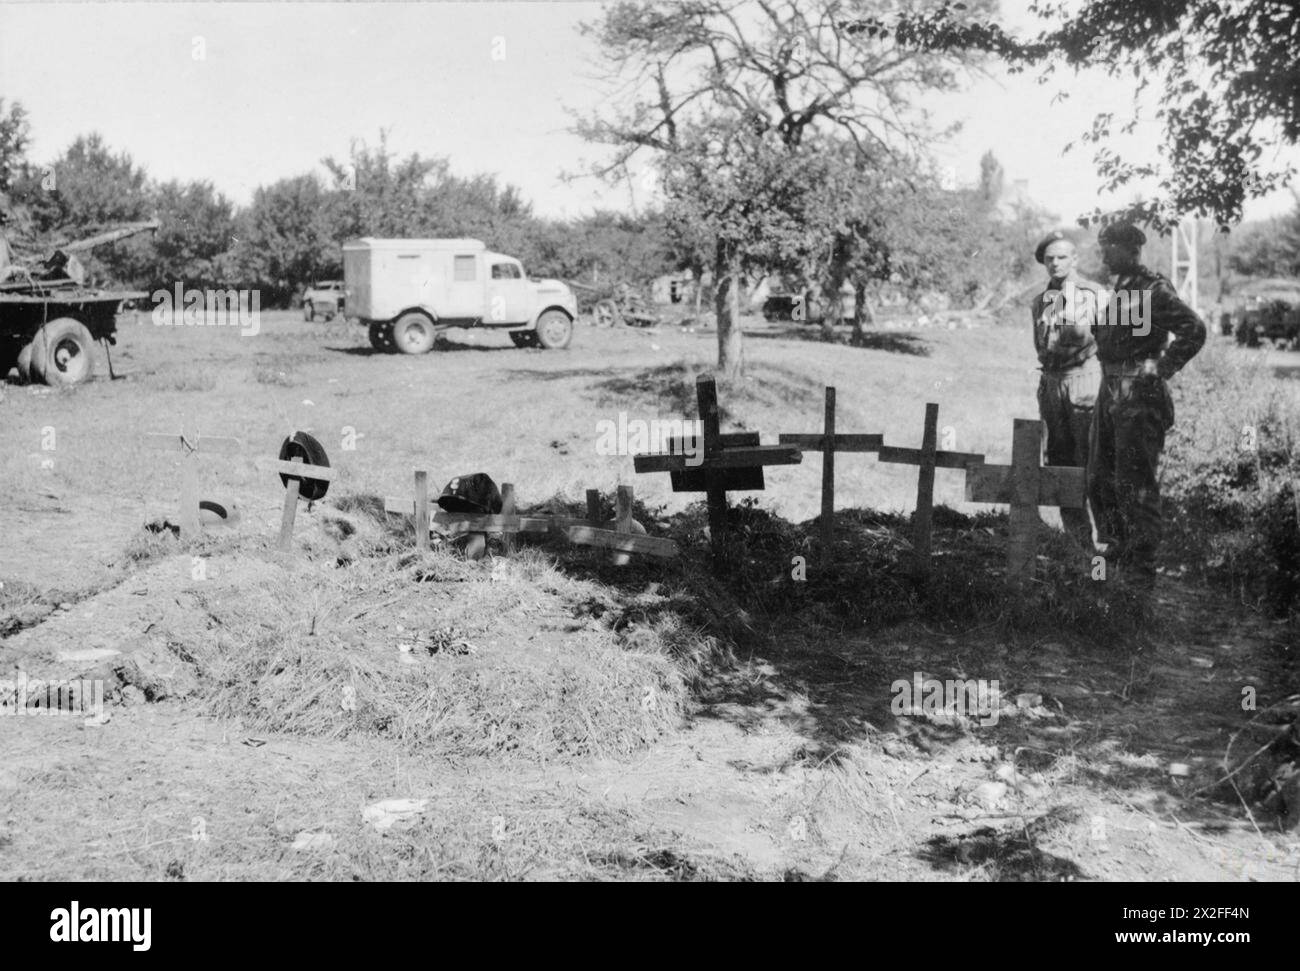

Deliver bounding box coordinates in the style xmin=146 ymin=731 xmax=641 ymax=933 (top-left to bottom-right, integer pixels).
xmin=1162 ymin=339 xmax=1300 ymax=616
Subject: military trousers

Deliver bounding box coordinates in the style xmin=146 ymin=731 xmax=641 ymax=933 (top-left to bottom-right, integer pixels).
xmin=1088 ymin=365 xmax=1175 ymax=582
xmin=1038 ymin=361 xmax=1099 ymax=547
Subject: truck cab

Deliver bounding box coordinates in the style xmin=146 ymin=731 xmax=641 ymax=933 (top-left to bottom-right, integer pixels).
xmin=342 ymin=238 xmax=576 ymax=353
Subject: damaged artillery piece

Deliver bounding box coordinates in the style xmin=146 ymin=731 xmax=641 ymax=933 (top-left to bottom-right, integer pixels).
xmin=568 ymin=279 xmax=663 ymax=329
xmin=1 ymin=218 xmax=161 ymax=385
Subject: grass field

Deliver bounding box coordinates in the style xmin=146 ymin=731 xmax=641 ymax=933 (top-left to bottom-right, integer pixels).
xmin=1 ymin=310 xmax=1298 ymax=881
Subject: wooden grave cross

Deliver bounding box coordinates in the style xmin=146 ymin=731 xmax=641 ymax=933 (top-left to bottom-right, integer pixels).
xmin=964 ymin=418 xmax=1085 ymax=581
xmin=777 ymin=385 xmax=884 ymax=562
xmin=632 ymin=375 xmax=801 ymax=557
xmin=274 ymin=449 xmax=337 ymax=551
xmin=144 ymin=425 xmax=242 ymax=538
xmin=875 ymin=402 xmax=985 ymax=568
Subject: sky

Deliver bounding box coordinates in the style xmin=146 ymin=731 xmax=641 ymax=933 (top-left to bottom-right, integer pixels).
xmin=1 ymin=0 xmax=1296 ymax=225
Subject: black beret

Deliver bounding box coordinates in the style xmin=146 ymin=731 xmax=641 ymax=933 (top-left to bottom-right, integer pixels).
xmin=1034 ymin=230 xmax=1073 ymax=264
xmin=1098 ymin=222 xmax=1146 ymax=248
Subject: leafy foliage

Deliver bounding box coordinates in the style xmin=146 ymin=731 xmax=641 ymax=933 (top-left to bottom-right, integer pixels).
xmin=856 ymin=0 xmax=1300 ymax=227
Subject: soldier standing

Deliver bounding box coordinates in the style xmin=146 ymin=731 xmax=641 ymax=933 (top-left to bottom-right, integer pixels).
xmin=1031 ymin=230 xmax=1103 ymax=548
xmin=1090 ymin=222 xmax=1206 ymax=594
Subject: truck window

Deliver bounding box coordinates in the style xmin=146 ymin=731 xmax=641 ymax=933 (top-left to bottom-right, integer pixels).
xmin=454 ymin=255 xmax=477 ymax=282
xmin=491 ymin=263 xmax=521 ymax=280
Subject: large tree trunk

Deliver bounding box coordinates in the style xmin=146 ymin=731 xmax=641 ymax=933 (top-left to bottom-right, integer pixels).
xmin=852 ymin=281 xmax=873 ymax=344
xmin=819 ymin=258 xmax=846 ymax=341
xmin=714 ymin=244 xmax=743 ymax=379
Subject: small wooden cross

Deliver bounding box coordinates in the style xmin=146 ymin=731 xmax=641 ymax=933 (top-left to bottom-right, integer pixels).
xmin=875 ymin=402 xmax=984 ymax=568
xmin=275 ymin=452 xmax=337 ymax=551
xmin=144 ymin=425 xmax=242 ymax=538
xmin=633 ymin=375 xmax=800 ymax=559
xmin=778 ymin=386 xmax=884 ymax=563
xmin=964 ymin=418 xmax=1085 ymax=581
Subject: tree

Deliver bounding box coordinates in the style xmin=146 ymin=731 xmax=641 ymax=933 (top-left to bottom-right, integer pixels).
xmin=0 ymin=99 xmax=31 ymax=194
xmin=575 ymin=0 xmax=985 ymax=377
xmin=116 ymin=180 xmax=237 ymax=290
xmin=978 ymin=149 xmax=1003 ymax=205
xmin=17 ymin=133 xmax=152 ymax=239
xmin=864 ymin=0 xmax=1300 ymax=227
xmin=1228 ymin=198 xmax=1300 ymax=279
xmin=230 ymin=174 xmax=336 ymax=300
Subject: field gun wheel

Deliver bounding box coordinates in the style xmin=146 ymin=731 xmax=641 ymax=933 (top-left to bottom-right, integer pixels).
xmin=29 ymin=318 xmax=95 ymax=386
xmin=593 ymin=301 xmax=619 ymax=328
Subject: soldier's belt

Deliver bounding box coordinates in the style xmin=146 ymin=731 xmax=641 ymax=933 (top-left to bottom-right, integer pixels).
xmin=1040 ymin=358 xmax=1100 ymax=376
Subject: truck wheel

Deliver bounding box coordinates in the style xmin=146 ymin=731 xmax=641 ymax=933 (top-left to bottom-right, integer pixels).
xmin=535 ymin=310 xmax=573 ymax=350
xmin=304 ymin=302 xmax=315 ymax=322
xmin=509 ymin=331 xmax=539 ymax=348
xmin=368 ymin=320 xmax=394 ymax=351
xmin=394 ymin=312 xmax=437 ymax=354
xmin=29 ymin=318 xmax=95 ymax=386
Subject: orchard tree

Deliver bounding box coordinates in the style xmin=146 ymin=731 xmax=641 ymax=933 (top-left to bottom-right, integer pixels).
xmin=575 ymin=0 xmax=987 ymax=377
xmin=116 ymin=180 xmax=236 ymax=289
xmin=231 ymin=174 xmax=336 ymax=299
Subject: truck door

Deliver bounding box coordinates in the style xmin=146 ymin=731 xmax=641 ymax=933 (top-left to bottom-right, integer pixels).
xmin=485 ymin=259 xmax=531 ymax=325
xmin=443 ymin=252 xmax=484 ymax=322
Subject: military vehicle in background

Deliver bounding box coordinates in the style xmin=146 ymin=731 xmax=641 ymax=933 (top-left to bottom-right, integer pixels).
xmin=1224 ymin=278 xmax=1300 ymax=349
xmin=1 ymin=218 xmax=161 ymax=385
xmin=342 ymin=238 xmax=576 ymax=352
xmin=301 ymin=280 xmax=345 ymax=321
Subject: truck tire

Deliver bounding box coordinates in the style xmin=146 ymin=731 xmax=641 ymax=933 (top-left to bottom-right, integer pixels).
xmin=368 ymin=320 xmax=394 ymax=351
xmin=534 ymin=310 xmax=573 ymax=350
xmin=28 ymin=318 xmax=96 ymax=386
xmin=304 ymin=301 xmax=315 ymax=322
xmin=509 ymin=330 xmax=539 ymax=348
xmin=394 ymin=312 xmax=437 ymax=355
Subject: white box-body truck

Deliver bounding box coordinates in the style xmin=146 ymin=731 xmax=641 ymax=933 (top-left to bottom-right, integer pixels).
xmin=342 ymin=238 xmax=577 ymax=353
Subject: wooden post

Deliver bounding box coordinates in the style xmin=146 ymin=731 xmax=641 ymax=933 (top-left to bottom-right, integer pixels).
xmin=875 ymin=404 xmax=984 ymax=574
xmin=697 ymin=376 xmax=728 ymax=558
xmin=1008 ymin=419 xmax=1041 ymax=581
xmin=913 ymin=402 xmax=939 ymax=564
xmin=180 ymin=446 xmax=200 ymax=539
xmin=586 ymin=489 xmax=601 ymax=526
xmin=145 ymin=426 xmax=242 ymax=541
xmin=278 ymin=455 xmax=303 ymax=551
xmin=500 ymin=483 xmax=516 ymax=556
xmin=820 ymin=387 xmax=836 ymax=563
xmin=965 ymin=418 xmax=1085 ymax=582
xmin=612 ymin=484 xmax=634 ymax=567
xmin=414 ymin=470 xmax=429 ymax=551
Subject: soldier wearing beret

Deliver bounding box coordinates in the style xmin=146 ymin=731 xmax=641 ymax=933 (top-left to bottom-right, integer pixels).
xmin=1090 ymin=221 xmax=1206 ymax=595
xmin=1030 ymin=230 xmax=1103 ymax=548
